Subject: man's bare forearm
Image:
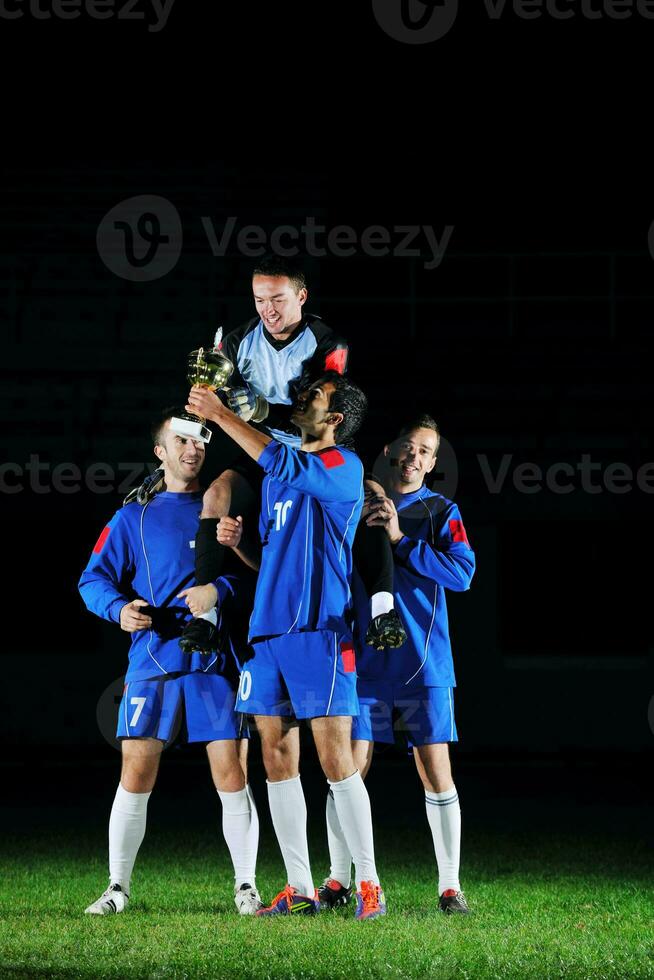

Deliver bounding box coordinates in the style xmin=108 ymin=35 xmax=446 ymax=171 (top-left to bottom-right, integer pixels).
xmin=213 ymin=407 xmax=272 ymax=462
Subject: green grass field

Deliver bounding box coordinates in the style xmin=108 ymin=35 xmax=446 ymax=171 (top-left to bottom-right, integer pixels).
xmin=1 ymin=819 xmax=652 ymax=979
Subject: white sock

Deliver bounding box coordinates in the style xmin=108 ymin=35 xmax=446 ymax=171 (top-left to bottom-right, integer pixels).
xmin=326 ymin=789 xmax=352 ymax=888
xmin=108 ymin=783 xmax=151 ymax=893
xmin=329 ymin=771 xmax=379 ymax=888
xmin=199 ymin=608 xmax=218 ymax=625
xmin=218 ymin=784 xmax=259 ymax=888
xmin=425 ymin=786 xmax=461 ymax=893
xmin=370 ymin=591 xmax=394 ymax=619
xmin=266 ymin=775 xmax=314 ymax=896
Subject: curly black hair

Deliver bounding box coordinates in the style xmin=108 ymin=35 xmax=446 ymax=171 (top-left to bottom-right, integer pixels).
xmin=316 ymin=370 xmax=368 ymax=447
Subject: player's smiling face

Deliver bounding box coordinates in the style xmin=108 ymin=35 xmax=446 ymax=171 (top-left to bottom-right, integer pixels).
xmin=252 ymin=274 xmax=307 ymax=339
xmin=156 ymin=424 xmax=205 ymax=486
xmin=385 ymin=427 xmax=438 ymax=491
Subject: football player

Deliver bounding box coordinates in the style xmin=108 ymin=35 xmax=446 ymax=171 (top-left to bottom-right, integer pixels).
xmin=187 ymin=372 xmax=387 ymax=920
xmin=318 ymin=416 xmax=475 ymax=915
xmin=79 ymin=408 xmax=261 ymax=916
xmin=179 ymin=256 xmax=405 ymax=657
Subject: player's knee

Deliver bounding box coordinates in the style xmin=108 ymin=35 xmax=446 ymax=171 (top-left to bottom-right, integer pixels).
xmin=261 ymin=743 xmax=298 ymax=781
xmin=212 ymin=764 xmax=246 ymax=793
xmin=201 ymin=475 xmax=232 ymax=519
xmin=120 ymin=763 xmax=158 ymax=794
xmin=207 ymin=741 xmax=246 ymax=792
xmin=417 ymin=746 xmax=453 ymax=793
xmin=318 ymin=747 xmax=355 ymax=783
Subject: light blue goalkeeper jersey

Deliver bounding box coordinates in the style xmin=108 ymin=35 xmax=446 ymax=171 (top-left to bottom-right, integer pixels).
xmin=248 ymin=440 xmax=364 ymax=641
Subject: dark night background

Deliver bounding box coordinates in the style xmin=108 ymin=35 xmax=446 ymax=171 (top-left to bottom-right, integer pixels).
xmin=0 ymin=2 xmax=651 ymax=849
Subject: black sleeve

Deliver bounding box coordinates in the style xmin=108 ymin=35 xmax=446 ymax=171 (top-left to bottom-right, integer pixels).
xmin=309 ymin=329 xmax=349 ymax=378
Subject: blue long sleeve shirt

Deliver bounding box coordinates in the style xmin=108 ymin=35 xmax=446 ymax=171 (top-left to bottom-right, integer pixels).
xmin=248 ymin=440 xmax=364 ymax=641
xmin=354 ymin=486 xmax=475 ymax=689
xmin=78 ymin=491 xmax=242 ymax=682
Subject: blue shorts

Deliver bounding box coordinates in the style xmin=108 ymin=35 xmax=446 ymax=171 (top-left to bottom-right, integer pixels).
xmin=235 ymin=631 xmax=359 ymax=719
xmin=351 ymin=680 xmax=457 ymax=746
xmin=117 ymin=671 xmax=246 ymax=744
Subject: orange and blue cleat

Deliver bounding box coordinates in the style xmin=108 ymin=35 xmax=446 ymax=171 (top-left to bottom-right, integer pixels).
xmin=256 ymin=884 xmax=319 ymax=917
xmin=354 ymin=880 xmax=387 ymax=920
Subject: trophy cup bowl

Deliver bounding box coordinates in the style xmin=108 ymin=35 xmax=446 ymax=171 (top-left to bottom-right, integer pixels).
xmin=170 ymin=347 xmax=234 ymax=444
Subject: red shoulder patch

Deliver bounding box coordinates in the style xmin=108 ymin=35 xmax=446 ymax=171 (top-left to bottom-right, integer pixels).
xmin=324 ymin=347 xmax=348 ymax=374
xmin=449 ymin=519 xmax=469 ymax=546
xmin=319 ymin=448 xmax=345 ymax=469
xmin=93 ymin=525 xmax=111 ymax=554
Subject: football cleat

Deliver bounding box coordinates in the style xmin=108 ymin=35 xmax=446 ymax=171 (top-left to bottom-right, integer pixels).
xmin=179 ymin=617 xmax=220 ymax=655
xmin=84 ymin=882 xmax=129 ymax=916
xmin=355 ymin=880 xmax=386 ymax=920
xmin=234 ymin=882 xmax=263 ymax=915
xmin=438 ymin=889 xmax=470 ymax=914
xmin=365 ymin=609 xmax=407 ymax=651
xmin=256 ymin=884 xmax=319 ymax=917
xmin=317 ymin=878 xmax=352 ymax=910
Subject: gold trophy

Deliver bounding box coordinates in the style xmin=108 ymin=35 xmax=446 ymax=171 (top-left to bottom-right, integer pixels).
xmin=170 ymin=328 xmax=234 ymax=444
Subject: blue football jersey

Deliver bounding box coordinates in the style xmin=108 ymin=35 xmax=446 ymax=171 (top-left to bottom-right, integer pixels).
xmin=248 ymin=440 xmax=364 ymax=641
xmin=78 ymin=491 xmax=243 ymax=682
xmin=354 ymin=487 xmax=475 ymax=689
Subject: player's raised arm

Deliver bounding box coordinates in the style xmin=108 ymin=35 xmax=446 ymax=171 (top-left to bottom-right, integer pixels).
xmin=393 ymin=502 xmax=476 ymax=592
xmin=186 ymin=385 xmax=272 ymax=462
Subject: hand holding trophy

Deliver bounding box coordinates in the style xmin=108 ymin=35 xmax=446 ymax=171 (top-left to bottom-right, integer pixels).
xmin=170 ymin=329 xmax=234 ymax=443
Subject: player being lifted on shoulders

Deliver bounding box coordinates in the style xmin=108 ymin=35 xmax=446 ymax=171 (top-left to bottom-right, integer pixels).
xmin=318 ymin=416 xmax=475 ymax=915
xmin=187 ymin=371 xmax=386 ymax=920
xmin=79 ymin=408 xmax=261 ymax=917
xmin=179 ymin=256 xmax=405 ymax=657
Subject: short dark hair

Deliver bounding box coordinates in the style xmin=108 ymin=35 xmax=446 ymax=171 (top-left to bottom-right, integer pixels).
xmin=397 ymin=414 xmax=440 ymax=455
xmin=316 ymin=370 xmax=367 ymax=447
xmin=252 ymin=255 xmax=307 ymax=293
xmin=151 ymin=406 xmax=185 ymax=446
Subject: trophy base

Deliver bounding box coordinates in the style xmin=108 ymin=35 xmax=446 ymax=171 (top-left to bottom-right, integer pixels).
xmin=170 ymin=415 xmax=212 ymax=444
